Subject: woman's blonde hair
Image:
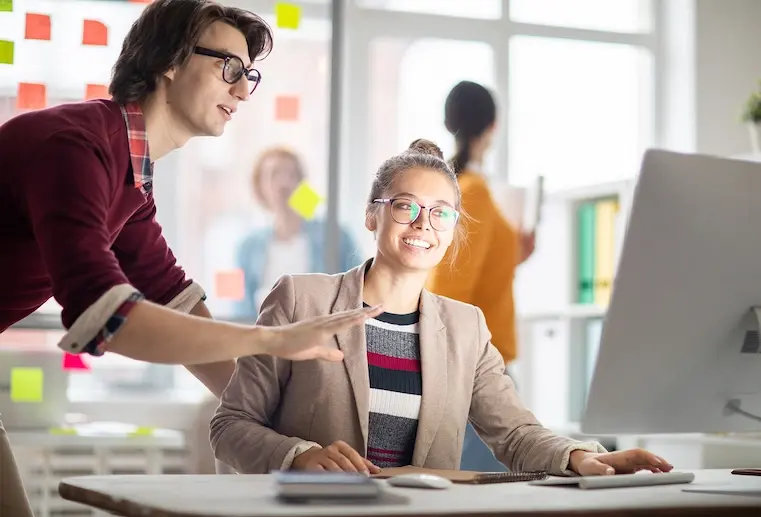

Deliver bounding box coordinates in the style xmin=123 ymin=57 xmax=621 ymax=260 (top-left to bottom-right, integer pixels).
xmin=250 ymin=146 xmax=305 ymax=210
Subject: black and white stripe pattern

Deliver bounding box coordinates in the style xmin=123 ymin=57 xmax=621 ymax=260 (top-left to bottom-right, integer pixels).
xmin=365 ymin=308 xmax=421 ymax=468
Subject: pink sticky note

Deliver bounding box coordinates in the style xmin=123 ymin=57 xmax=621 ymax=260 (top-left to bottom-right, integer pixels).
xmin=275 ymin=95 xmax=299 ymax=122
xmin=214 ymin=269 xmax=245 ymax=301
xmin=62 ymin=352 xmax=90 ymax=371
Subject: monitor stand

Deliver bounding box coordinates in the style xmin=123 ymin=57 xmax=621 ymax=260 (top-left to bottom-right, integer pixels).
xmin=723 ymin=307 xmax=761 ymax=424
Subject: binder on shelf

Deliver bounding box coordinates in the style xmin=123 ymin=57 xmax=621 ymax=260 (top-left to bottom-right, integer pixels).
xmin=576 ymin=202 xmax=596 ymax=304
xmin=593 ymin=198 xmax=619 ymax=306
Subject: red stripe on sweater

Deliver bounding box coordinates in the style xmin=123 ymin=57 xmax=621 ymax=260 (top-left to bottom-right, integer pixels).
xmin=367 ymin=352 xmax=420 ymax=372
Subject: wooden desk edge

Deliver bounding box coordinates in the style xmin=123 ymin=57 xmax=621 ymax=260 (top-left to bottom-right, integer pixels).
xmin=58 ymin=480 xmax=761 ymax=517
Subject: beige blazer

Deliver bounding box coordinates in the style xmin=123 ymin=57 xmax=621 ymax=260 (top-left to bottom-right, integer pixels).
xmin=211 ymin=261 xmax=604 ymax=475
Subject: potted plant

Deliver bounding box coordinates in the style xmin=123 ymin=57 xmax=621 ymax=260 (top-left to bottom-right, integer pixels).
xmin=741 ymin=82 xmax=761 ymax=154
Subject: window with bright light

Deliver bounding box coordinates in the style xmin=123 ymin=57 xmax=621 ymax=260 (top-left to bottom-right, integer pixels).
xmin=1 ymin=1 xmax=337 ymax=402
xmin=508 ymin=36 xmax=654 ymax=190
xmin=510 ymin=0 xmax=652 ymax=33
xmin=356 ymin=0 xmax=501 ymax=20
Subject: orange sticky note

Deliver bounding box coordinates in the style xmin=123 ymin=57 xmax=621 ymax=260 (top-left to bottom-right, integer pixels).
xmin=62 ymin=352 xmax=90 ymax=371
xmin=85 ymin=84 xmax=110 ymax=100
xmin=214 ymin=269 xmax=245 ymax=301
xmin=17 ymin=83 xmax=46 ymax=110
xmin=275 ymin=95 xmax=299 ymax=122
xmin=25 ymin=13 xmax=51 ymax=41
xmin=82 ymin=19 xmax=108 ymax=46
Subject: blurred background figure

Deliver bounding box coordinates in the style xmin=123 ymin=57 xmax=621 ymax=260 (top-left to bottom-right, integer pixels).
xmin=426 ymin=81 xmax=536 ymax=472
xmin=235 ymin=147 xmax=361 ymax=319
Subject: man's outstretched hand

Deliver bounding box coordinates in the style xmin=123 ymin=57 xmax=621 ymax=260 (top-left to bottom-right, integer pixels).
xmin=258 ymin=305 xmax=384 ymax=361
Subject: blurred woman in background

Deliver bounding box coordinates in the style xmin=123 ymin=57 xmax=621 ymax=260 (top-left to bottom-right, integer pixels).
xmin=235 ymin=147 xmax=361 ymax=318
xmin=426 ymin=81 xmax=536 ymax=471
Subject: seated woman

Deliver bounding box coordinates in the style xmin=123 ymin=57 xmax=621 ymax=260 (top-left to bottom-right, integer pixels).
xmin=210 ymin=139 xmax=673 ymax=477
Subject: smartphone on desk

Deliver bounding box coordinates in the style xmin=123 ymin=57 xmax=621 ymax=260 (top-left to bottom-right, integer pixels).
xmin=273 ymin=471 xmax=381 ymax=502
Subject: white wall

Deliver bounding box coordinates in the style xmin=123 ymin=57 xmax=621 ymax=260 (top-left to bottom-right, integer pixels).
xmin=694 ymin=0 xmax=761 ymax=156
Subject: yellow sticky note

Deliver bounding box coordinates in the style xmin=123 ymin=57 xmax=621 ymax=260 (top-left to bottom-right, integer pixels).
xmin=0 ymin=40 xmax=14 ymax=65
xmin=10 ymin=367 xmax=43 ymax=403
xmin=275 ymin=2 xmax=301 ymax=29
xmin=288 ymin=182 xmax=322 ymax=220
xmin=0 ymin=0 xmax=12 ymax=13
xmin=128 ymin=426 xmax=155 ymax=437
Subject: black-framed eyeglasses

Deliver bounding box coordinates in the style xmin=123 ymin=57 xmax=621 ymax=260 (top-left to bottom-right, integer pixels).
xmin=194 ymin=46 xmax=262 ymax=95
xmin=373 ymin=197 xmax=459 ymax=231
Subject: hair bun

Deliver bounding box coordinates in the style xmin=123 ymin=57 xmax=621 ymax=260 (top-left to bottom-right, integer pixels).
xmin=407 ymin=138 xmax=444 ymax=160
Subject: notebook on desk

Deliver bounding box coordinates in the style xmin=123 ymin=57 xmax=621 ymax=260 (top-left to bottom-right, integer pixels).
xmin=373 ymin=466 xmax=547 ymax=484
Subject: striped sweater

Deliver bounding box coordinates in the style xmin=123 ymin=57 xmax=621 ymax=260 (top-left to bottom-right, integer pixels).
xmin=365 ymin=307 xmax=422 ymax=468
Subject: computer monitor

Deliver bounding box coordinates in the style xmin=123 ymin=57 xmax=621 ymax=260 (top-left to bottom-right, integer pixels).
xmin=582 ymin=149 xmax=761 ymax=435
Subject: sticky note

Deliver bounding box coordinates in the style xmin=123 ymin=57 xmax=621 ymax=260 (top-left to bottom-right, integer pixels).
xmin=82 ymin=19 xmax=108 ymax=46
xmin=275 ymin=95 xmax=299 ymax=122
xmin=0 ymin=40 xmax=13 ymax=65
xmin=49 ymin=427 xmax=78 ymax=435
xmin=214 ymin=269 xmax=245 ymax=301
xmin=288 ymin=181 xmax=322 ymax=220
xmin=17 ymin=83 xmax=47 ymax=110
xmin=128 ymin=426 xmax=155 ymax=437
xmin=0 ymin=0 xmax=12 ymax=12
xmin=62 ymin=352 xmax=90 ymax=371
xmin=25 ymin=13 xmax=51 ymax=41
xmin=10 ymin=367 xmax=43 ymax=403
xmin=275 ymin=2 xmax=301 ymax=29
xmin=85 ymin=83 xmax=110 ymax=100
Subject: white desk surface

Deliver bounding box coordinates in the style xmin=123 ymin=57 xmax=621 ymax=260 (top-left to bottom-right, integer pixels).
xmin=59 ymin=469 xmax=761 ymax=517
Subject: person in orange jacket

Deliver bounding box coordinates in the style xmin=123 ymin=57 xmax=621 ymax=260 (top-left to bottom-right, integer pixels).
xmin=426 ymin=80 xmax=536 ymax=471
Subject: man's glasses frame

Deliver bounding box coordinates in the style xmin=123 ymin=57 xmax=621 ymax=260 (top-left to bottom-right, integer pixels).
xmin=373 ymin=197 xmax=460 ymax=231
xmin=194 ymin=46 xmax=262 ymax=95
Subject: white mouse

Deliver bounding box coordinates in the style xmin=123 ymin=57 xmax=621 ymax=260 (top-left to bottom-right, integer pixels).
xmin=386 ymin=473 xmax=453 ymax=490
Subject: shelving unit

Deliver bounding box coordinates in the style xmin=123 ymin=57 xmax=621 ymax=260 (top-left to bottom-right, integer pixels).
xmin=9 ymin=429 xmax=187 ymax=517
xmin=511 ymin=179 xmax=636 ymax=432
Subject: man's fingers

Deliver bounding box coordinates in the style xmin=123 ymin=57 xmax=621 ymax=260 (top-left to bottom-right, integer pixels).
xmin=320 ymin=306 xmax=384 ymax=327
xmin=312 ymin=347 xmax=344 ymax=362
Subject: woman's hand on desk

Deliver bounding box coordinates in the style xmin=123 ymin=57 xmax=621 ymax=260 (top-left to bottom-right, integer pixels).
xmin=569 ymin=448 xmax=674 ymax=476
xmin=291 ymin=440 xmax=381 ymax=475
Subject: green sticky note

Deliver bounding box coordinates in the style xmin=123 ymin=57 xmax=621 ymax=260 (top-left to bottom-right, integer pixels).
xmin=49 ymin=427 xmax=78 ymax=435
xmin=10 ymin=367 xmax=43 ymax=403
xmin=0 ymin=0 xmax=12 ymax=12
xmin=0 ymin=40 xmax=14 ymax=65
xmin=275 ymin=2 xmax=301 ymax=29
xmin=128 ymin=426 xmax=155 ymax=437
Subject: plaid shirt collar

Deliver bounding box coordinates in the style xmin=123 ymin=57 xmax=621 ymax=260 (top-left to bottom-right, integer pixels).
xmin=119 ymin=102 xmax=153 ymax=195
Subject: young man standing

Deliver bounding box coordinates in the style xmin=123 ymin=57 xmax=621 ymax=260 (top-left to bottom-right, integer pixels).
xmin=0 ymin=2 xmax=379 ymax=514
